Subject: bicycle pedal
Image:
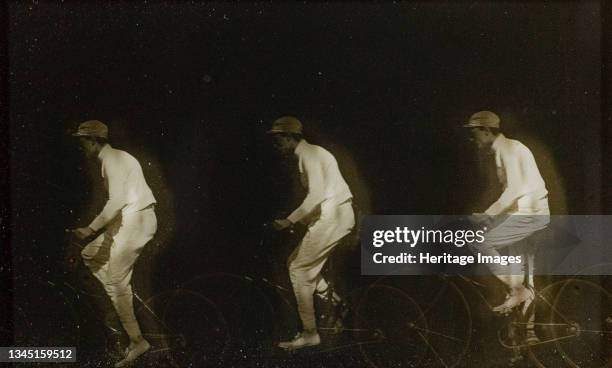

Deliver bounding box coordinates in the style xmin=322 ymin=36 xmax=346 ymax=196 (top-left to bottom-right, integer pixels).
xmin=334 ymin=319 xmax=345 ymax=332
xmin=493 ymin=307 xmax=513 ymax=316
xmin=372 ymin=329 xmax=385 ymax=341
xmin=508 ymin=354 xmax=524 ymax=366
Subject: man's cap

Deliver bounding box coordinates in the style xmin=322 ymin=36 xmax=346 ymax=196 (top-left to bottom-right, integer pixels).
xmin=266 ymin=116 xmax=303 ymax=135
xmin=462 ymin=111 xmax=500 ymax=129
xmin=72 ymin=120 xmax=109 ymax=139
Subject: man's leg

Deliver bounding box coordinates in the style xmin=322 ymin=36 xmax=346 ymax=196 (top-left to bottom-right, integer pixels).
xmin=108 ymin=210 xmax=156 ymax=367
xmin=288 ymin=233 xmax=330 ymax=330
xmin=279 ymin=202 xmax=354 ymax=350
xmin=81 ymin=227 xmax=124 ymax=350
xmin=476 ymin=239 xmax=530 ymax=313
xmin=470 ymin=215 xmax=544 ymax=312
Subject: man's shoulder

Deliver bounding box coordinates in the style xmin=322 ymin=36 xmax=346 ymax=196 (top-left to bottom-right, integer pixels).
xmin=301 ymin=142 xmax=334 ymax=160
xmin=105 ymin=146 xmax=139 ymax=165
xmin=501 ymin=137 xmax=532 ymax=156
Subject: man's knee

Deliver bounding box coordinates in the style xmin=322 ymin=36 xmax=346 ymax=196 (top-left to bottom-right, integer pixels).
xmin=288 ymin=261 xmax=309 ymax=284
xmin=80 ymin=247 xmax=91 ymax=261
xmin=288 ymin=260 xmax=298 ymax=279
xmin=80 ymin=249 xmax=95 ymax=270
xmin=105 ymin=282 xmax=132 ymax=299
xmin=80 ymin=240 xmax=103 ymax=263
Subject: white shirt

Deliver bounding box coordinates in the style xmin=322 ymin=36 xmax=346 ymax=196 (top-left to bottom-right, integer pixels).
xmin=287 ymin=140 xmax=353 ymax=224
xmin=89 ymin=145 xmax=156 ymax=231
xmin=485 ymin=134 xmax=548 ymax=216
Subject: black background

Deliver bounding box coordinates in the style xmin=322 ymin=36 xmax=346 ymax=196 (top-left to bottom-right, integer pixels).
xmin=3 ymin=1 xmax=610 ymax=367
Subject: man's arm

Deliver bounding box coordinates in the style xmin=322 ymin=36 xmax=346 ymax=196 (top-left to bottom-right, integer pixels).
xmin=286 ymin=153 xmax=328 ymax=224
xmin=88 ymin=159 xmax=129 ymax=231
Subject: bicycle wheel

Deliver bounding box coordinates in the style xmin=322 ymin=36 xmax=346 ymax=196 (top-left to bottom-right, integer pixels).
xmin=137 ymin=288 xmax=230 ymax=367
xmin=369 ymin=276 xmax=473 ymax=367
xmin=354 ymin=283 xmax=429 ymax=368
xmin=183 ymin=273 xmax=280 ymax=351
xmin=552 ymin=278 xmax=612 ymax=368
xmin=408 ymin=275 xmax=473 ymax=368
xmin=527 ymin=279 xmax=612 ymax=368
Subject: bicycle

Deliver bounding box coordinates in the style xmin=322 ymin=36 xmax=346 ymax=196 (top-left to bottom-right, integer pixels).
xmin=370 ymin=226 xmax=612 ymax=368
xmin=10 ymin=231 xmax=231 ymax=367
xmin=523 ymin=262 xmax=612 ymax=368
xmin=174 ymin=223 xmax=435 ymax=367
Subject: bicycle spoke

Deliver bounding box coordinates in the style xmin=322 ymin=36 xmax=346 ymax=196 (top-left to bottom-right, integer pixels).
xmin=535 ymin=334 xmax=576 ymax=345
xmin=414 ymin=279 xmax=449 ymax=323
xmin=261 ymin=277 xmax=292 ymax=292
xmin=417 ymin=331 xmax=449 ymax=368
xmin=410 ymin=325 xmax=465 ymax=342
xmin=501 ymin=333 xmax=577 ymax=348
xmin=319 ymin=327 xmax=371 ymax=333
xmin=150 ymin=347 xmax=172 ymax=353
xmin=577 ymin=329 xmax=612 ymax=334
xmin=537 ymin=290 xmax=573 ymax=326
xmin=314 ymin=340 xmax=383 ymax=354
xmin=512 ymin=322 xmax=572 ymax=327
xmin=136 ymin=292 xmax=179 ymax=336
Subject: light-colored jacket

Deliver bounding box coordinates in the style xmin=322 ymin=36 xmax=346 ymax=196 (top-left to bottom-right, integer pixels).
xmin=287 ymin=140 xmax=352 ymax=224
xmin=485 ymin=134 xmax=548 ymax=216
xmin=89 ymin=144 xmax=156 ymax=231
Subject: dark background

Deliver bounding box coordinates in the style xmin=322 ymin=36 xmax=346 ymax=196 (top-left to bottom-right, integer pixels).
xmin=2 ymin=1 xmax=609 ymax=367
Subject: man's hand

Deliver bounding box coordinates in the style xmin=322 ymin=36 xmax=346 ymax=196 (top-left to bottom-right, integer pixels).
xmin=470 ymin=213 xmax=492 ymax=227
xmin=272 ymin=219 xmax=293 ymax=231
xmin=73 ymin=226 xmax=95 ymax=240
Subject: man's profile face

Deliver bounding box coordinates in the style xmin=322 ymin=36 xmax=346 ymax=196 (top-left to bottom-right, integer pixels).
xmin=468 ymin=127 xmax=490 ymax=149
xmin=78 ymin=137 xmax=97 ymax=157
xmin=271 ymin=134 xmax=294 ymax=154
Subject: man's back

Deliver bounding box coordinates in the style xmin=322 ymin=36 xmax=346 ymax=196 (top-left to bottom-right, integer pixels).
xmin=488 ymin=134 xmax=548 ymax=215
xmin=295 ymin=140 xmax=352 ymax=205
xmin=90 ymin=145 xmax=156 ymax=230
xmin=288 ymin=140 xmax=352 ymax=223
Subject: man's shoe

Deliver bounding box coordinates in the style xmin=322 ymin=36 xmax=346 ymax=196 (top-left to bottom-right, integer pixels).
xmin=106 ymin=331 xmax=125 ymax=360
xmin=278 ymin=331 xmax=321 ymax=351
xmin=114 ymin=340 xmax=151 ymax=367
xmin=492 ymin=287 xmax=535 ymax=315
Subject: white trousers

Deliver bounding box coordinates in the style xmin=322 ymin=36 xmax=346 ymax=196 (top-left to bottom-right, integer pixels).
xmin=287 ymin=200 xmax=355 ymax=331
xmin=470 ymin=213 xmax=549 ymax=287
xmin=81 ymin=208 xmax=157 ymax=339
